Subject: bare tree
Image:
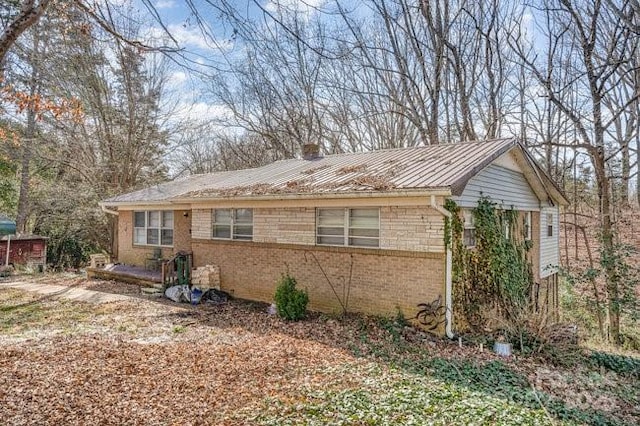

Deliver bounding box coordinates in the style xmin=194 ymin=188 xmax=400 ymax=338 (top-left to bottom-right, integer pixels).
xmin=510 ymin=0 xmax=640 ymax=343
xmin=0 ymin=0 xmax=51 ymax=67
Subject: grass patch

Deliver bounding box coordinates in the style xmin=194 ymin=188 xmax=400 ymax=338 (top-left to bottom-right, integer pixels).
xmin=172 ymin=325 xmax=187 ymax=334
xmin=0 ymin=289 xmax=94 ymax=335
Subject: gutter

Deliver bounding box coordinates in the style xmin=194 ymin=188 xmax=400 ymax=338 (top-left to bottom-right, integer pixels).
xmin=170 ymin=188 xmax=453 ymax=205
xmin=430 ymin=195 xmax=455 ymax=339
xmin=100 ymin=204 xmax=119 ymax=216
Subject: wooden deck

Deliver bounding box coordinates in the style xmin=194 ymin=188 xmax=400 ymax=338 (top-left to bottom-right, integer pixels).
xmin=87 ymin=264 xmax=162 ymax=287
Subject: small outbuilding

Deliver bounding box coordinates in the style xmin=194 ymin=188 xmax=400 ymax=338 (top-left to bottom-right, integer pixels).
xmin=100 ymin=138 xmax=568 ymax=335
xmin=0 ymin=234 xmax=48 ymax=272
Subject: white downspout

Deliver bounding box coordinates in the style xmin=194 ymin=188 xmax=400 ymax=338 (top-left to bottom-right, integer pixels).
xmin=430 ymin=195 xmax=455 ymax=339
xmin=100 ymin=204 xmax=118 ymax=216
xmin=5 ymin=234 xmax=10 ymax=267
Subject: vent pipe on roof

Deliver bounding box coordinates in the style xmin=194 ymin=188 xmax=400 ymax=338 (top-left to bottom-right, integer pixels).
xmin=302 ymin=143 xmax=322 ymax=160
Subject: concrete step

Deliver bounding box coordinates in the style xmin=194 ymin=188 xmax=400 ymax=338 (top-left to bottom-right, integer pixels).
xmin=141 ymin=287 xmax=163 ymax=295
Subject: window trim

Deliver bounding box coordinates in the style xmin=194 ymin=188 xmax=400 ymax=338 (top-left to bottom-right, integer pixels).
xmin=133 ymin=210 xmax=174 ymax=247
xmin=316 ymin=207 xmax=380 ymax=248
xmin=525 ymin=211 xmax=532 ymax=241
xmin=546 ymin=213 xmax=554 ymax=237
xmin=462 ymin=209 xmax=476 ymax=248
xmin=212 ymin=208 xmax=254 ymax=241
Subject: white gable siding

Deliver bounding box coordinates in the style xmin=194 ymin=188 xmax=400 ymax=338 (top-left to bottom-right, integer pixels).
xmin=452 ymin=164 xmax=541 ymax=211
xmin=540 ymin=206 xmax=560 ymax=277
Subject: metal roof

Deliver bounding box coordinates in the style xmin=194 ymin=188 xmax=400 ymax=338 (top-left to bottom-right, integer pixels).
xmin=103 ymin=138 xmax=559 ymax=205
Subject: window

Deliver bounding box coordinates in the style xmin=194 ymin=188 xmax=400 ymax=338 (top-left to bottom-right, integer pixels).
xmin=503 ymin=213 xmax=511 ymax=240
xmin=212 ymin=209 xmax=253 ymax=240
xmin=524 ymin=212 xmax=532 ymax=240
xmin=546 ymin=213 xmax=553 ymax=237
xmin=133 ymin=211 xmax=173 ymax=246
xmin=317 ymin=208 xmax=379 ymax=248
xmin=463 ymin=210 xmax=476 ymax=247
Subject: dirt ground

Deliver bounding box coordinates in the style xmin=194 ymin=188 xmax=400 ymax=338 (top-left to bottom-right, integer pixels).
xmin=1 ymin=274 xmax=638 ymax=425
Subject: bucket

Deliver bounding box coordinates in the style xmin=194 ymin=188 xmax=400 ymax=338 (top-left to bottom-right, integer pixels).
xmin=494 ymin=342 xmax=512 ymax=356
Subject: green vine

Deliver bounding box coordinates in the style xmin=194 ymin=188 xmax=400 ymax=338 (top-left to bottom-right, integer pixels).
xmin=446 ymin=197 xmax=534 ymax=334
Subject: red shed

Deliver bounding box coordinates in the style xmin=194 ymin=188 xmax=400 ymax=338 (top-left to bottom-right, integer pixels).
xmin=0 ymin=235 xmax=48 ymax=272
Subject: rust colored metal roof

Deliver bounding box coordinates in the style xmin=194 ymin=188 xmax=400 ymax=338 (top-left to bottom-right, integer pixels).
xmin=103 ymin=138 xmax=523 ymax=204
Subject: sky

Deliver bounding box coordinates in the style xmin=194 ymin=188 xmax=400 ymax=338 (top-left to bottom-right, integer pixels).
xmin=127 ymin=0 xmax=331 ymax=124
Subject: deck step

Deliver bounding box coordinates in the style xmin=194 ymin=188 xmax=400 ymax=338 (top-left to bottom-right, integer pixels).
xmin=87 ymin=267 xmax=161 ymax=288
xmin=141 ymin=287 xmax=163 ymax=295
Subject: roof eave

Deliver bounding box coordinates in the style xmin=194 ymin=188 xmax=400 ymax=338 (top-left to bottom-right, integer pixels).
xmin=98 ymin=201 xmax=192 ymax=209
xmin=519 ymin=146 xmax=570 ymax=206
xmin=171 ymin=188 xmax=452 ymax=204
xmin=449 ymin=138 xmax=518 ymax=196
xmin=101 ymin=188 xmax=453 ymax=208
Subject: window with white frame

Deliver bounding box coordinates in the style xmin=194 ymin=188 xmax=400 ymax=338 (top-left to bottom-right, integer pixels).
xmin=212 ymin=208 xmax=253 ymax=240
xmin=524 ymin=211 xmax=532 ymax=240
xmin=316 ymin=208 xmax=379 ymax=248
xmin=133 ymin=211 xmax=174 ymax=246
xmin=463 ymin=209 xmax=476 ymax=247
xmin=503 ymin=213 xmax=511 ymax=240
xmin=546 ymin=213 xmax=554 ymax=237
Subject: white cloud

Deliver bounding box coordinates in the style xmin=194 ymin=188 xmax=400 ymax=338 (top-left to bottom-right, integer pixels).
xmin=166 ymin=24 xmax=232 ymax=51
xmin=264 ymin=0 xmax=328 ymax=19
xmin=167 ymin=71 xmax=188 ymax=88
xmin=155 ymin=0 xmax=176 ymax=9
xmin=171 ymin=102 xmax=233 ymax=123
xmin=167 ymin=24 xmax=211 ymax=50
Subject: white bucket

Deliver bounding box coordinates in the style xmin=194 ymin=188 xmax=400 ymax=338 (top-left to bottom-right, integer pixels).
xmin=494 ymin=342 xmax=512 ymax=356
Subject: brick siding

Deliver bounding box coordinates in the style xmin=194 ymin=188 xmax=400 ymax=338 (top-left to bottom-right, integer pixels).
xmin=192 ymin=239 xmax=445 ymax=318
xmin=380 ymin=206 xmax=444 ymax=252
xmin=117 ymin=210 xmax=191 ymax=265
xmin=192 ymin=205 xmax=445 ymax=253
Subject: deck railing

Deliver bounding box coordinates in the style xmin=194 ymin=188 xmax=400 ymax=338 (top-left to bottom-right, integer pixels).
xmin=161 ymin=251 xmax=193 ymax=288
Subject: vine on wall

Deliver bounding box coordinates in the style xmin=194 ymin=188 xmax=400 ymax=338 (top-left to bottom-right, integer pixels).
xmin=445 ymin=197 xmax=534 ymax=333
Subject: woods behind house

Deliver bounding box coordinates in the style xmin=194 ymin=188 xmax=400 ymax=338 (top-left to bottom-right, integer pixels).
xmin=0 ymin=0 xmax=638 ymax=345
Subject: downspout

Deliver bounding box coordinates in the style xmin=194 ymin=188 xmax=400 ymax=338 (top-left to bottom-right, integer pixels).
xmin=100 ymin=204 xmax=119 ymax=260
xmin=100 ymin=204 xmax=118 ymax=216
xmin=430 ymin=195 xmax=455 ymax=339
xmin=5 ymin=234 xmax=10 ymax=267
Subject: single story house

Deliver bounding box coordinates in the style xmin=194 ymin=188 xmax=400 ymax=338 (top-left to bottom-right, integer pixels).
xmin=100 ymin=138 xmax=568 ymax=336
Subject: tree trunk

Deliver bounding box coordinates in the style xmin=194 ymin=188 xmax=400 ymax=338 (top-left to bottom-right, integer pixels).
xmin=15 ymin=108 xmax=36 ymax=233
xmin=592 ymin=145 xmax=620 ymax=343
xmin=620 ymin=143 xmax=630 ymax=206
xmin=637 ymin=131 xmax=640 ymax=207
xmin=0 ymin=0 xmax=51 ymax=68
xmin=15 ymin=20 xmax=42 ymax=234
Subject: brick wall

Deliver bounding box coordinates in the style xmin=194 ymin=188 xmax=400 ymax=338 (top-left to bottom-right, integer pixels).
xmin=192 ymin=239 xmax=445 ymax=318
xmin=192 ymin=209 xmax=212 ymax=240
xmin=117 ymin=210 xmax=191 ymax=265
xmin=254 ymin=207 xmax=316 ymax=244
xmin=380 ymin=206 xmax=444 ymax=252
xmin=192 ymin=205 xmax=445 ymax=253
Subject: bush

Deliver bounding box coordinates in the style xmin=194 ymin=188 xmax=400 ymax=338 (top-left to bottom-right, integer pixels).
xmin=274 ymin=273 xmax=309 ymax=321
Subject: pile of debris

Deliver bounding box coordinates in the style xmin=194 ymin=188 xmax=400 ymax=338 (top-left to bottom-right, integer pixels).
xmin=191 ymin=264 xmax=221 ymax=291
xmin=164 ymin=285 xmax=229 ymax=305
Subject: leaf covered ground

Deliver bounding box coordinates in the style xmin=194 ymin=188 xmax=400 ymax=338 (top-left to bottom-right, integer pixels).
xmin=0 ymin=274 xmax=638 ymax=425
